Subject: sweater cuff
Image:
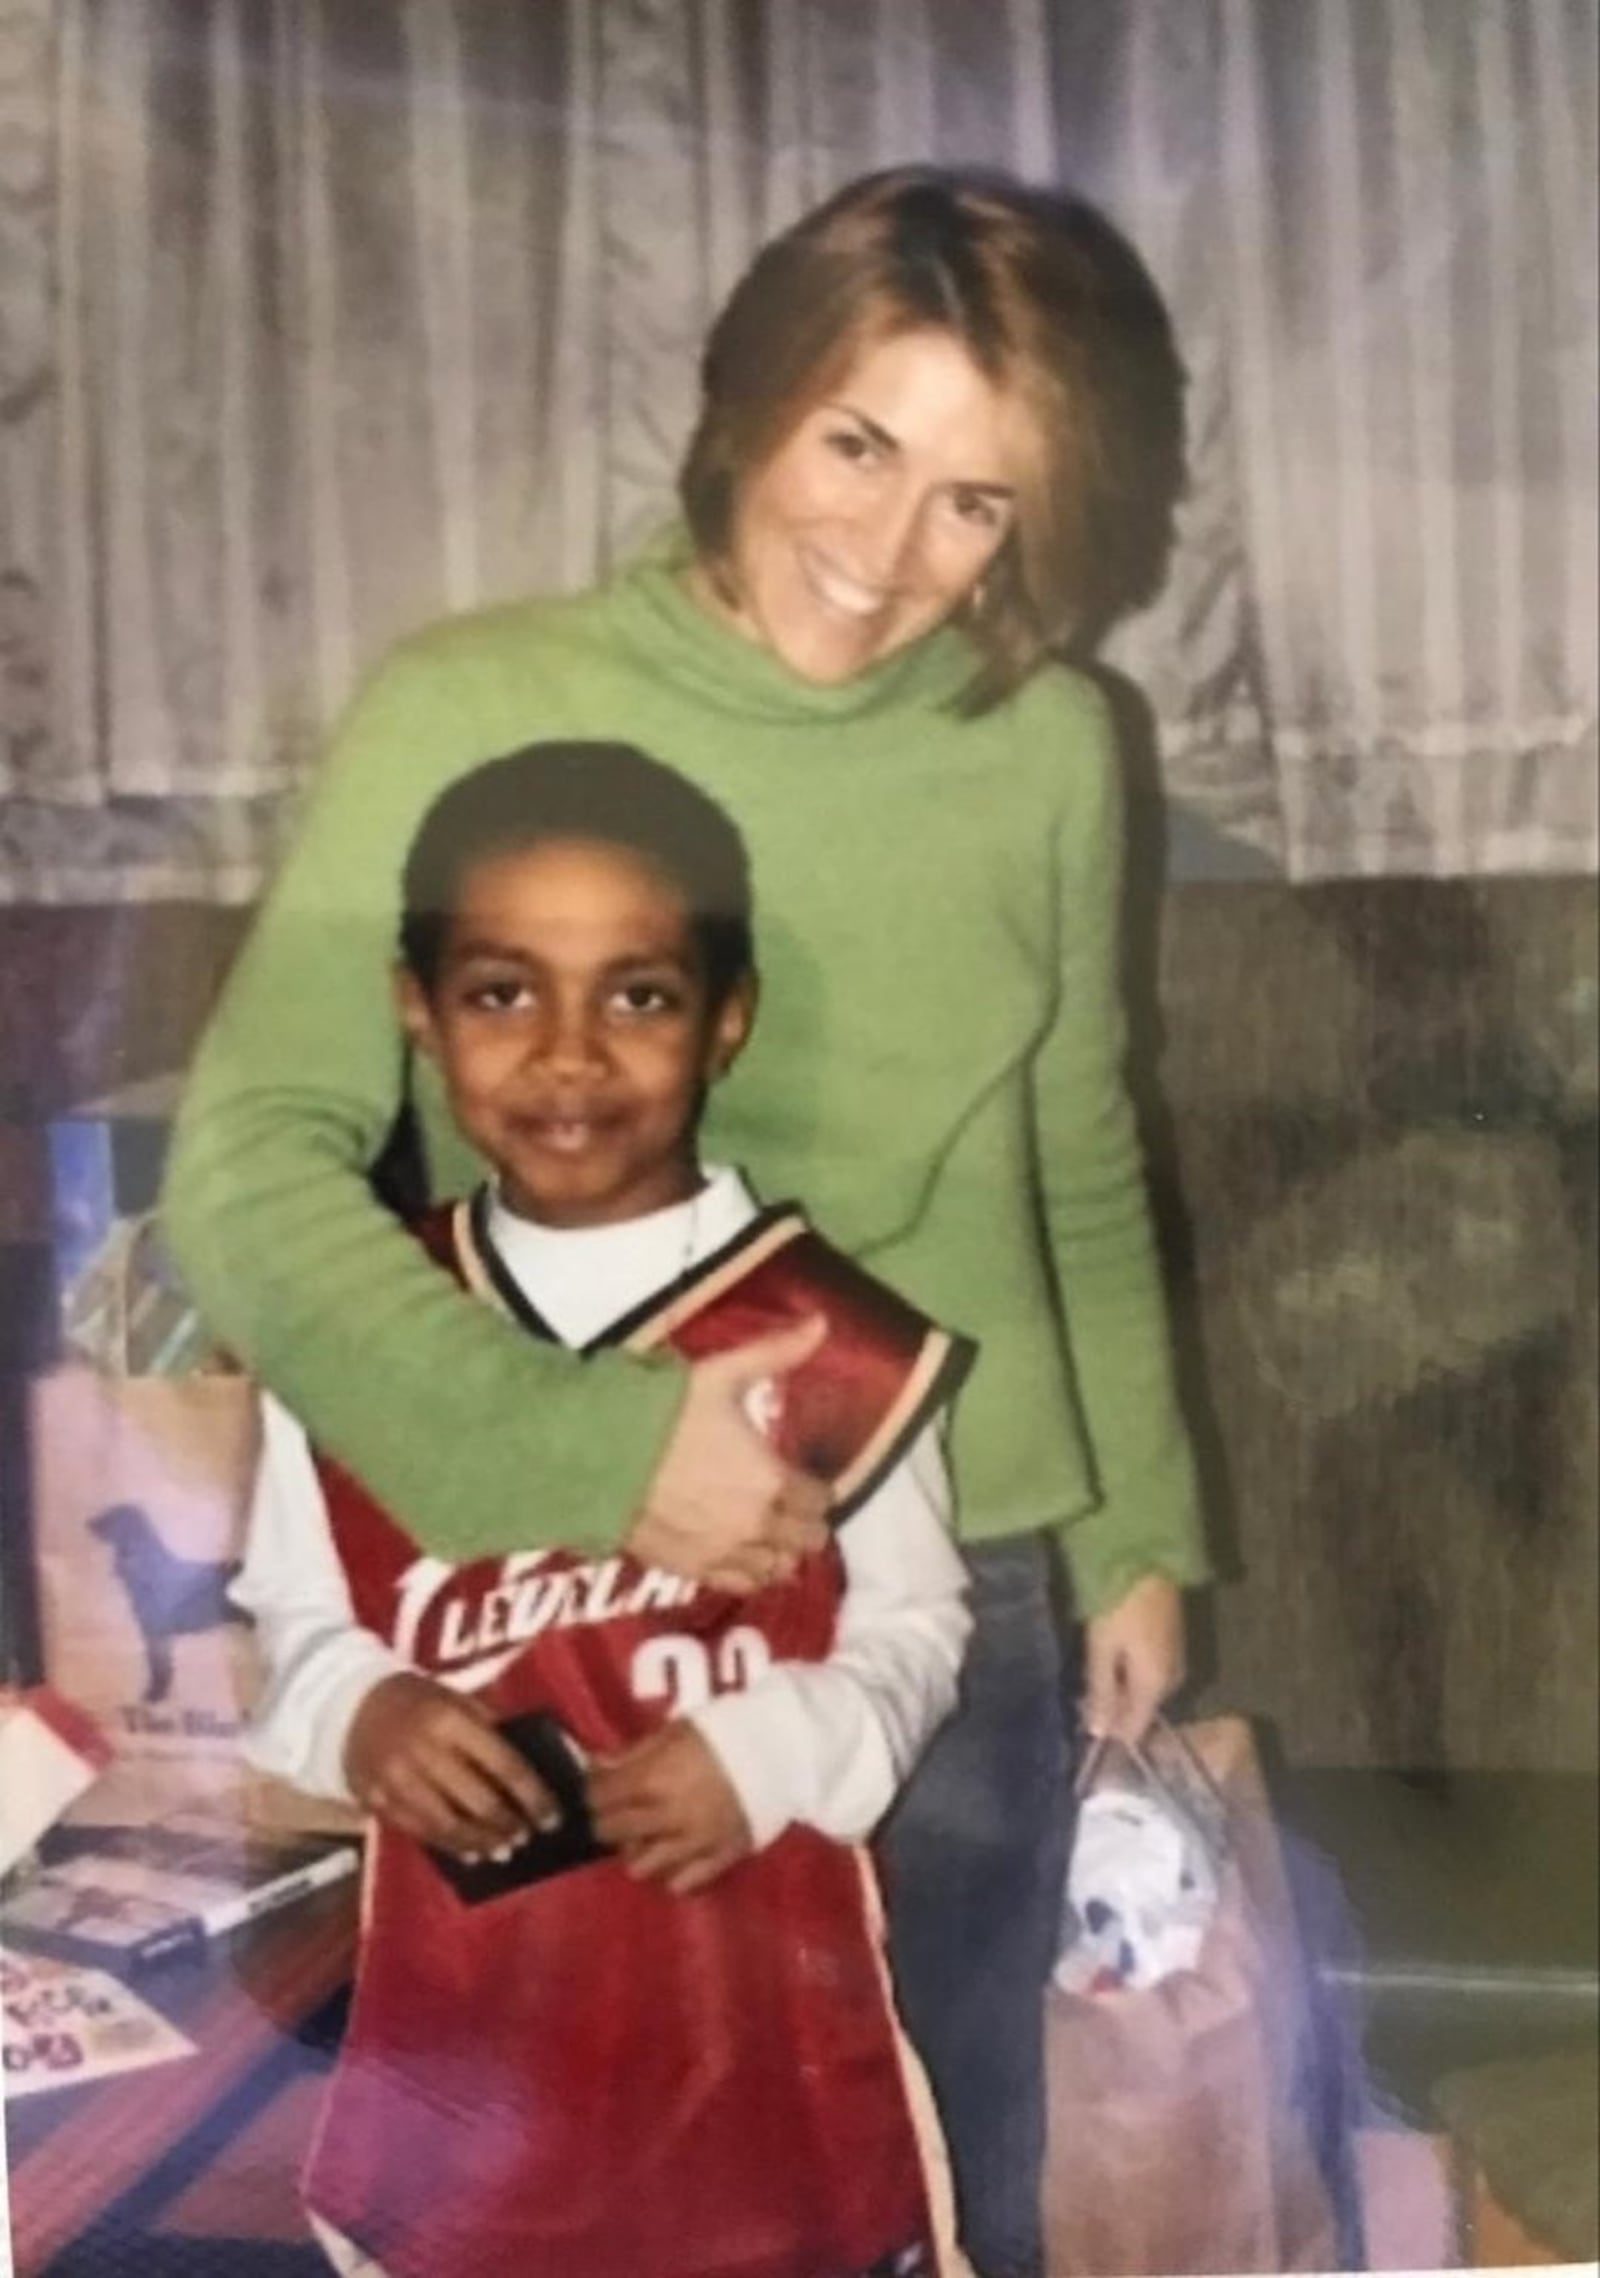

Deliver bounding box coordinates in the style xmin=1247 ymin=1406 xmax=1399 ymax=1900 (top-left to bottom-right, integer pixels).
xmin=1054 ymin=1440 xmax=1212 ymax=1619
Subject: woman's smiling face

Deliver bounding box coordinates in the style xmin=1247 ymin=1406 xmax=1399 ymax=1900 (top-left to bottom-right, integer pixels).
xmin=703 ymin=328 xmax=1024 ymax=685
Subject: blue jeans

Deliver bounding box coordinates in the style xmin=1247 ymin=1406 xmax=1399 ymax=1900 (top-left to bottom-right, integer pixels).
xmin=877 ymin=1534 xmax=1077 ymax=2278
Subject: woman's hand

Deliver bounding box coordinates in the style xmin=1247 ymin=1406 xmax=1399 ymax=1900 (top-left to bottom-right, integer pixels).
xmin=1081 ymin=1574 xmax=1186 ymax=1747
xmin=588 ymin=1721 xmax=752 ymax=1895
xmin=343 ymin=1672 xmax=557 ymax=1856
xmin=626 ymin=1315 xmax=832 ymax=1594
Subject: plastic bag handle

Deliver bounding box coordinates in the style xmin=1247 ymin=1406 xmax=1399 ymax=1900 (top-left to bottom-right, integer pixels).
xmin=1074 ymin=1711 xmax=1214 ymax=1800
xmin=1074 ymin=1714 xmax=1230 ymax=1869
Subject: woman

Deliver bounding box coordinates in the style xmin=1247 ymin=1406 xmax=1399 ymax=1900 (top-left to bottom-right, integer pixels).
xmin=166 ymin=167 xmax=1209 ymax=2278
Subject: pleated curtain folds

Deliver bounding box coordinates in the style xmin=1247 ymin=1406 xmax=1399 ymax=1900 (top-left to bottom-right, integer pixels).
xmin=0 ymin=0 xmax=1595 ymax=898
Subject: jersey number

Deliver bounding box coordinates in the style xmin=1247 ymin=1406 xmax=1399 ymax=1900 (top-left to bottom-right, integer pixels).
xmin=629 ymin=1627 xmax=772 ymax=1712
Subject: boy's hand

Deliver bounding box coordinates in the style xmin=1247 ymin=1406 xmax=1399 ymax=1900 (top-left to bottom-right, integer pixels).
xmin=587 ymin=1721 xmax=752 ymax=1896
xmin=344 ymin=1672 xmax=557 ymax=1856
xmin=627 ymin=1316 xmax=832 ymax=1595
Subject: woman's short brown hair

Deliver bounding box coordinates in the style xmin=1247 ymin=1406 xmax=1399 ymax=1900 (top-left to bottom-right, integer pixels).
xmin=679 ymin=166 xmax=1186 ymax=711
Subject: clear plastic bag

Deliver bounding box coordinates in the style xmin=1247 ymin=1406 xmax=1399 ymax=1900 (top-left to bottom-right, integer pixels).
xmin=1053 ymin=1719 xmax=1228 ymax=1995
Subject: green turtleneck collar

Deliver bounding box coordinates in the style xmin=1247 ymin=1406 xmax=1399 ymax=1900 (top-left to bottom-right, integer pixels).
xmin=602 ymin=522 xmax=980 ymax=726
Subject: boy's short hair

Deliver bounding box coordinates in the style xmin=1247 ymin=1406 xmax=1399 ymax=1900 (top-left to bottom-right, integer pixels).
xmin=398 ymin=740 xmax=756 ymax=1006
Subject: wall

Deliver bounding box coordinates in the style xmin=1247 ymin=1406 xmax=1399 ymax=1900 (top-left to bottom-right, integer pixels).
xmin=1148 ymin=879 xmax=1597 ymax=1773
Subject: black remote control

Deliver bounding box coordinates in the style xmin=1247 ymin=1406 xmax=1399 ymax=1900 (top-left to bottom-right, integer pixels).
xmin=427 ymin=1708 xmax=611 ymax=1905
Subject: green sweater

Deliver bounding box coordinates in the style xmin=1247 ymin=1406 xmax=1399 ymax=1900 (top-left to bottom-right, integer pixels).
xmin=164 ymin=536 xmax=1208 ymax=1617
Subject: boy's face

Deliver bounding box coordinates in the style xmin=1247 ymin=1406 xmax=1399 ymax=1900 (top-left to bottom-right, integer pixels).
xmin=399 ymin=836 xmax=752 ymax=1228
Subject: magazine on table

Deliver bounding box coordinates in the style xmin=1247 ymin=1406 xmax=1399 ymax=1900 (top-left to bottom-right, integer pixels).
xmin=0 ymin=1810 xmax=360 ymax=1974
xmin=1 ymin=1945 xmax=195 ymax=2094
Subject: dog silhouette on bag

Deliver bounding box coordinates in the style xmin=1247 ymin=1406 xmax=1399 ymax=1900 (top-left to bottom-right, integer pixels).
xmin=88 ymin=1502 xmax=249 ymax=1704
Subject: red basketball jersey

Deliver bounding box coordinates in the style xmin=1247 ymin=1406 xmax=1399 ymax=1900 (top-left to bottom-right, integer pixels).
xmin=303 ymin=1195 xmax=973 ymax=2278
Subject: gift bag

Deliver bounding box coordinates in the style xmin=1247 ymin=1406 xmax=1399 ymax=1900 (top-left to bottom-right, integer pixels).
xmin=26 ymin=1365 xmax=356 ymax=1835
xmin=1041 ymin=1716 xmax=1343 ymax=2276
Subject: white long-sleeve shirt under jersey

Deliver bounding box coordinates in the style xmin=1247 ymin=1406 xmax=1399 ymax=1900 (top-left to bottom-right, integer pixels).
xmin=232 ymin=1167 xmax=972 ymax=1852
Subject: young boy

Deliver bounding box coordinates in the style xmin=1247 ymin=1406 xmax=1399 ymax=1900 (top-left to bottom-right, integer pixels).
xmin=233 ymin=741 xmax=977 ymax=2278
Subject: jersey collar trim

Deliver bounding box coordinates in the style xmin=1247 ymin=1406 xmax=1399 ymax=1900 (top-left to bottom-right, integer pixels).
xmin=453 ymin=1188 xmax=809 ymax=1357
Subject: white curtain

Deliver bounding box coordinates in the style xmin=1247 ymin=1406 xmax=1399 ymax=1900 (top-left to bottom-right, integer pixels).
xmin=1 ymin=0 xmax=1595 ymax=899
